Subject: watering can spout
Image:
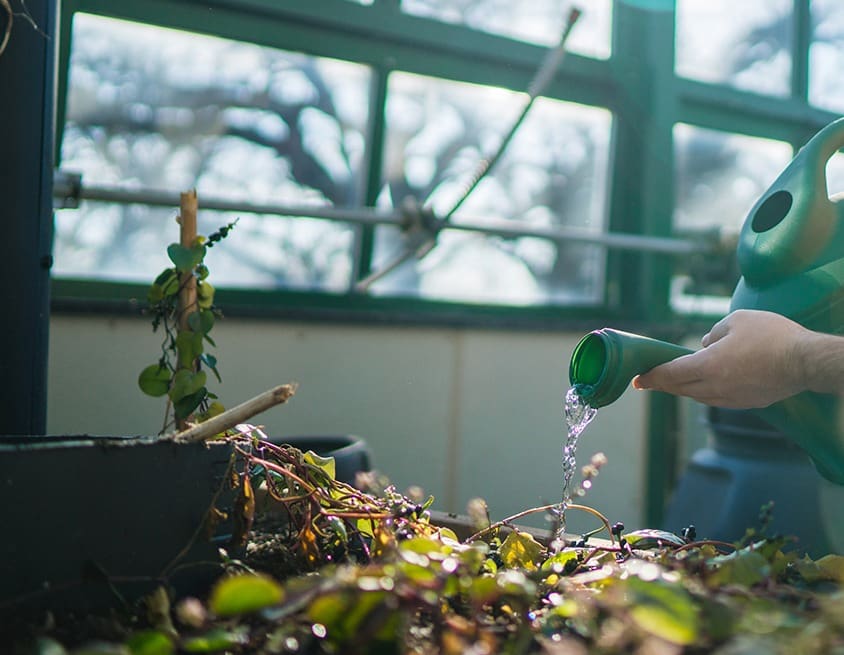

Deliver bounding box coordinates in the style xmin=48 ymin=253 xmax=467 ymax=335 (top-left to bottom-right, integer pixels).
xmin=569 ymin=329 xmax=692 ymax=409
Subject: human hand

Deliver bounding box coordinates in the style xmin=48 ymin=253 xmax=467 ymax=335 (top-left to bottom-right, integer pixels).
xmin=632 ymin=309 xmax=810 ymax=408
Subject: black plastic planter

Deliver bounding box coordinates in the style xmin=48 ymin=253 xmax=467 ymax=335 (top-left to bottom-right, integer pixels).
xmin=0 ymin=433 xmax=373 ymax=613
xmin=0 ymin=436 xmax=236 ymax=613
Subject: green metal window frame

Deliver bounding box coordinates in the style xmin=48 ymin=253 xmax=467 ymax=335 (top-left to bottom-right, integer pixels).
xmin=53 ymin=0 xmax=840 ymax=332
xmin=52 ymin=0 xmax=646 ymax=330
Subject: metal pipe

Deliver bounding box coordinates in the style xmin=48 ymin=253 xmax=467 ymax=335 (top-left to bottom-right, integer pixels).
xmin=53 ymin=174 xmax=714 ymax=256
xmin=443 ymin=219 xmax=709 ymax=255
xmin=53 ymin=173 xmax=395 ymax=227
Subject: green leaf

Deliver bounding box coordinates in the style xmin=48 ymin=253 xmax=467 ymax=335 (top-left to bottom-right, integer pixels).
xmin=438 ymin=526 xmax=460 ymax=543
xmin=147 ymin=269 xmax=178 ymax=303
xmin=200 ymin=353 xmax=221 ymax=383
xmin=624 ymin=529 xmax=686 ymax=550
xmin=541 ymin=549 xmax=580 ymax=575
xmin=126 ymin=630 xmax=174 ymax=655
xmin=168 ymin=369 xmax=206 ymax=402
xmin=708 ymin=548 xmax=770 ymax=587
xmin=494 ymin=568 xmax=537 ymax=596
xmin=499 ymin=530 xmax=545 ymax=570
xmin=196 ymin=281 xmax=215 ymax=309
xmin=699 ymin=596 xmax=737 ymax=642
xmin=627 ymin=576 xmax=700 ymax=645
xmin=307 ymin=590 xmax=389 ymax=642
xmin=167 ymin=243 xmax=206 ymax=273
xmin=209 ymin=574 xmax=284 ymax=617
xmin=32 ymin=638 xmax=68 ymax=655
xmin=176 ymin=330 xmax=204 ymax=368
xmin=467 ymin=575 xmax=500 ymax=605
xmin=187 ymin=310 xmax=215 ymax=335
xmin=138 ymin=364 xmax=171 ymax=397
xmin=153 ymin=267 xmax=176 ymax=287
xmin=174 ymin=387 xmax=207 ymax=420
xmin=182 ymin=627 xmax=249 ymax=653
xmin=197 ymin=401 xmax=226 ymax=422
xmin=304 ymin=450 xmax=336 ymax=481
xmin=815 ymin=554 xmax=844 ymax=582
xmin=70 ymin=644 xmax=131 ymax=655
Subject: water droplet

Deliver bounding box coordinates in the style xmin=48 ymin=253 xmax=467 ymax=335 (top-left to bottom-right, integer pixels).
xmin=312 ymin=623 xmax=327 ymax=639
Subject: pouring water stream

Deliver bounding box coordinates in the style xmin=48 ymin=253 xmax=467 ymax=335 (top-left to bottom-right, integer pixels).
xmin=554 ymin=387 xmax=597 ymax=548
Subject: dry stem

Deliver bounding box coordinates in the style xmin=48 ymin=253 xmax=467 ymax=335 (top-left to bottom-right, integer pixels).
xmin=173 ymin=383 xmax=297 ymax=443
xmin=466 ymin=502 xmax=615 ymax=546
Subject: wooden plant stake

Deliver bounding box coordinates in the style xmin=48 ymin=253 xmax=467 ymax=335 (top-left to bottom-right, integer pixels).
xmin=178 ymin=190 xmax=199 ymax=333
xmin=175 ymin=190 xmax=200 ymax=430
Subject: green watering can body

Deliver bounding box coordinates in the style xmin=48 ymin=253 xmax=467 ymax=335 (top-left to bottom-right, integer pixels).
xmin=729 ymin=117 xmax=844 ymax=483
xmin=570 ymin=117 xmax=844 ymax=484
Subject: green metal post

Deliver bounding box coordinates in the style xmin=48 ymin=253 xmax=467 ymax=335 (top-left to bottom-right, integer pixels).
xmin=607 ymin=0 xmax=679 ymax=524
xmin=0 ymin=0 xmax=57 ymax=435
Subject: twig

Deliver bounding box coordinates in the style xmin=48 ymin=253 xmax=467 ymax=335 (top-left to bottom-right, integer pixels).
xmin=466 ymin=501 xmax=615 ymax=545
xmin=172 ymin=383 xmax=297 ymax=443
xmin=673 ymin=539 xmax=737 ymax=554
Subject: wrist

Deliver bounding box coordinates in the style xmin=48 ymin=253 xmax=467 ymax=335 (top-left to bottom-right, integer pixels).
xmin=794 ymin=330 xmax=844 ymax=396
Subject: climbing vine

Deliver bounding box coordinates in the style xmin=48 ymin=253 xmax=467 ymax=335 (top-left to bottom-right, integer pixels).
xmin=137 ymin=215 xmax=237 ymax=432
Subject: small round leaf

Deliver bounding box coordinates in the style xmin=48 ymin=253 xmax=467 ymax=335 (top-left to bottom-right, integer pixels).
xmin=138 ymin=365 xmax=170 ymax=397
xmin=126 ymin=630 xmax=174 ymax=655
xmin=209 ymin=574 xmax=284 ymax=617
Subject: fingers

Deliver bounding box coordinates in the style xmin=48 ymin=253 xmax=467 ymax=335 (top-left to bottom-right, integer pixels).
xmin=632 ymin=352 xmax=703 ymax=393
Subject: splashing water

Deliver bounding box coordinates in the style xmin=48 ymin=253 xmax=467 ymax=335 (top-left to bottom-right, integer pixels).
xmin=552 ymin=387 xmax=598 ymax=548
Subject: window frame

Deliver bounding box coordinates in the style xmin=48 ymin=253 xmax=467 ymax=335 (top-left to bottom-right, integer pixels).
xmin=53 ymin=0 xmax=840 ymax=332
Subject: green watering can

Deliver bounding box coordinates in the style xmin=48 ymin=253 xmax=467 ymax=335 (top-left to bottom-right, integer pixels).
xmin=570 ymin=117 xmax=844 ymax=484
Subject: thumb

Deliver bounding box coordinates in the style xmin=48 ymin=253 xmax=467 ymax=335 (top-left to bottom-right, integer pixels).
xmin=701 ymin=316 xmax=731 ymax=348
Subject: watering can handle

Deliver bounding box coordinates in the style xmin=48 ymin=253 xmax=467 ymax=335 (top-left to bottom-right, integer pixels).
xmin=801 ymin=117 xmax=844 ymax=200
xmin=736 ymin=117 xmax=844 ymax=286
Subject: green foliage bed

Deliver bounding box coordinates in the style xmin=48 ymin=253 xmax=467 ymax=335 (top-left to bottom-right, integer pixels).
xmin=18 ymin=433 xmax=844 ymax=655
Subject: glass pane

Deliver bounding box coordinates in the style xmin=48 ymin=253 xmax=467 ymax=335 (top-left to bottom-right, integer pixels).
xmin=58 ymin=13 xmax=370 ymax=291
xmin=810 ymin=0 xmax=844 ymax=112
xmin=401 ymin=0 xmax=612 ymax=60
xmin=676 ymin=0 xmax=792 ymax=97
xmin=370 ymin=72 xmax=612 ymax=306
xmin=671 ymin=124 xmax=792 ymax=313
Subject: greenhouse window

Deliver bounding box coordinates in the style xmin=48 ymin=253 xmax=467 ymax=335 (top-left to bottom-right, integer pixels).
xmin=55 ymin=1 xmax=621 ymax=321
xmin=370 ymin=72 xmax=612 ymax=306
xmin=57 ymin=12 xmax=370 ymax=292
xmin=675 ymin=0 xmax=793 ymax=97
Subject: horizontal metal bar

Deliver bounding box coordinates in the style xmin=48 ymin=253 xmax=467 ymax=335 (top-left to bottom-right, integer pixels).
xmin=445 ymin=219 xmax=711 ymax=255
xmin=53 ymin=173 xmax=396 ymax=227
xmin=53 ymin=173 xmax=715 ymax=255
